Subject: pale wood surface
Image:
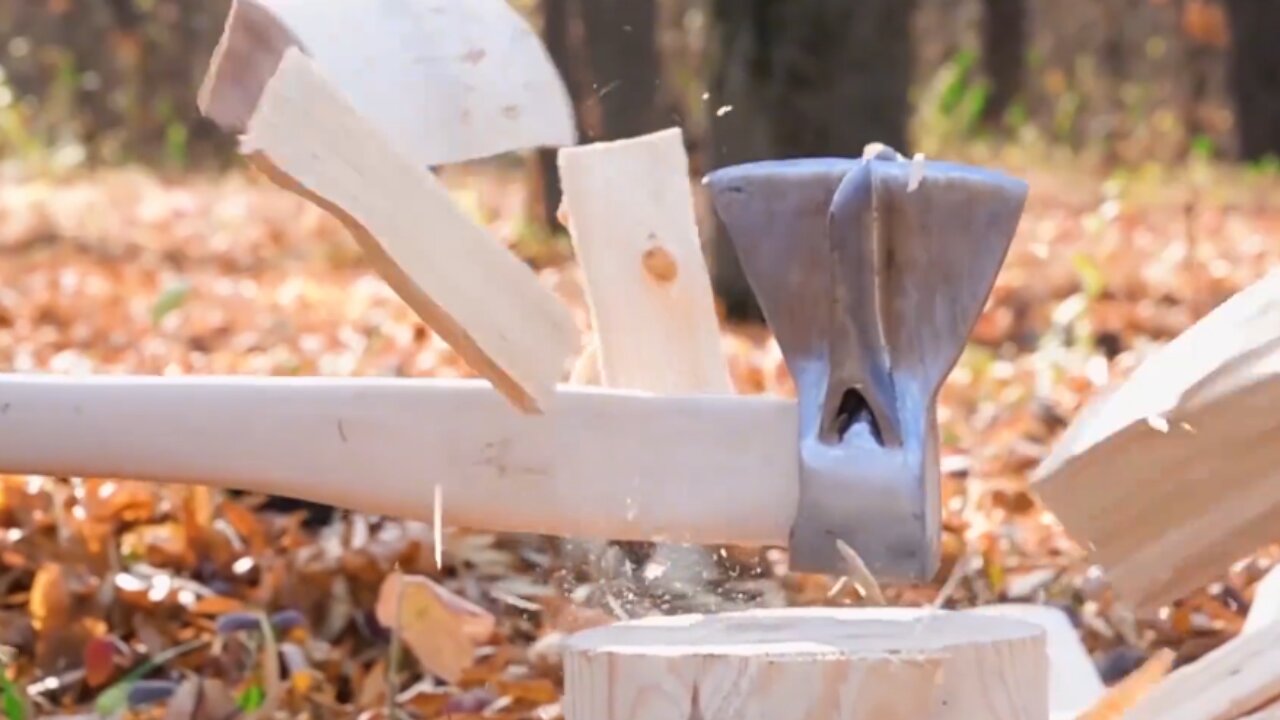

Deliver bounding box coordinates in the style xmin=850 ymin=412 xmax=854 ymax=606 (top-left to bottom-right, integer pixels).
xmin=1243 ymin=701 xmax=1280 ymax=719
xmin=558 ymin=127 xmax=736 ymax=589
xmin=200 ymin=0 xmax=576 ymax=166
xmin=558 ymin=128 xmax=733 ymax=394
xmin=1244 ymin=564 xmax=1280 ymax=635
xmin=1032 ymin=270 xmax=1280 ymax=611
xmin=1124 ymin=611 xmax=1280 ymax=719
xmin=241 ymin=49 xmax=578 ymax=413
xmin=562 ymin=607 xmax=1048 ymax=720
xmin=0 ymin=374 xmax=797 ymax=547
xmin=1078 ymin=648 xmax=1175 ymax=720
xmin=968 ymin=603 xmax=1104 ymax=720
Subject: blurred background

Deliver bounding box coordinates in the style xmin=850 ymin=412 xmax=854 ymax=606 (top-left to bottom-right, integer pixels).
xmin=2 ymin=1 xmax=1280 ymax=716
xmin=2 ymin=0 xmax=1278 ymax=315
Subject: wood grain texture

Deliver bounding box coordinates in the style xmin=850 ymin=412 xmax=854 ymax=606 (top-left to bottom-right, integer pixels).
xmin=200 ymin=0 xmax=576 ymax=165
xmin=0 ymin=374 xmax=798 ymax=547
xmin=563 ymin=607 xmax=1048 ymax=720
xmin=968 ymin=604 xmax=1104 ymax=720
xmin=241 ymin=49 xmax=578 ymax=413
xmin=1124 ymin=613 xmax=1280 ymax=719
xmin=558 ymin=128 xmax=733 ymax=394
xmin=1242 ymin=700 xmax=1280 ymax=720
xmin=1032 ymin=270 xmax=1280 ymax=611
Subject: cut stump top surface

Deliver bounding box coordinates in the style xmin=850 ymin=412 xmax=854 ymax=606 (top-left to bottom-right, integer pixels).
xmin=565 ymin=607 xmax=1043 ymax=657
xmin=563 ymin=608 xmax=1049 ymax=720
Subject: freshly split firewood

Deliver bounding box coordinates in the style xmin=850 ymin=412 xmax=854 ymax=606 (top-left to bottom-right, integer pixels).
xmin=1244 ymin=563 xmax=1280 ymax=635
xmin=558 ymin=128 xmax=734 ymax=395
xmin=1122 ymin=617 xmax=1280 ymax=719
xmin=198 ymin=0 xmax=580 ymax=412
xmin=556 ymin=127 xmax=736 ymax=583
xmin=235 ymin=48 xmax=579 ymax=413
xmin=1032 ymin=271 xmax=1280 ymax=611
xmin=562 ymin=608 xmax=1048 ymax=720
xmin=200 ymin=0 xmax=576 ymax=166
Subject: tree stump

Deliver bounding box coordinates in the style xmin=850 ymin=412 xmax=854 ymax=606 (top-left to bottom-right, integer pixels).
xmin=563 ymin=607 xmax=1048 ymax=720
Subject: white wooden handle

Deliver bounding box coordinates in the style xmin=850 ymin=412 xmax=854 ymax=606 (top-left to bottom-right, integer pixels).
xmin=0 ymin=375 xmax=798 ymax=546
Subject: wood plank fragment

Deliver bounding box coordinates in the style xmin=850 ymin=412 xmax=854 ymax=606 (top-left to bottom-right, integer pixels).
xmin=1242 ymin=700 xmax=1280 ymax=719
xmin=200 ymin=0 xmax=576 ymax=166
xmin=557 ymin=127 xmax=737 ymax=590
xmin=1123 ymin=620 xmax=1280 ymax=719
xmin=0 ymin=374 xmax=799 ymax=547
xmin=242 ymin=49 xmax=578 ymax=412
xmin=1078 ymin=648 xmax=1175 ymax=720
xmin=558 ymin=128 xmax=733 ymax=394
xmin=1244 ymin=563 xmax=1280 ymax=635
xmin=1032 ymin=270 xmax=1280 ymax=610
xmin=562 ymin=608 xmax=1048 ymax=720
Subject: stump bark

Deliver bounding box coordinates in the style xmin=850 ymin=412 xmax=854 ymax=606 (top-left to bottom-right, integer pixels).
xmin=563 ymin=607 xmax=1049 ymax=720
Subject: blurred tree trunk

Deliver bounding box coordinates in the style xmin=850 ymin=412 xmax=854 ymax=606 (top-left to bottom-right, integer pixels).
xmin=705 ymin=0 xmax=916 ymax=320
xmin=532 ymin=0 xmax=578 ymax=231
xmin=580 ymin=0 xmax=663 ymax=140
xmin=1224 ymin=0 xmax=1280 ymax=160
xmin=981 ymin=0 xmax=1026 ymax=126
xmin=531 ymin=0 xmax=661 ymax=232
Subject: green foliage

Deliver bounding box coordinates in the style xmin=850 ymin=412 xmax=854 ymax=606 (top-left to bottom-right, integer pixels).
xmin=94 ymin=638 xmax=207 ymax=715
xmin=238 ymin=683 xmax=265 ymax=711
xmin=1248 ymin=153 xmax=1280 ymax=176
xmin=914 ymin=48 xmax=996 ymax=153
xmin=0 ymin=670 xmax=28 ymax=720
xmin=1190 ymin=134 xmax=1217 ymax=161
xmin=150 ymin=281 xmax=190 ymax=325
xmin=1071 ymin=252 xmax=1107 ymax=300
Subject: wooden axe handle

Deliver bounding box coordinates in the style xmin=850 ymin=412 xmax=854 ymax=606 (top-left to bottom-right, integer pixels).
xmin=0 ymin=374 xmax=798 ymax=547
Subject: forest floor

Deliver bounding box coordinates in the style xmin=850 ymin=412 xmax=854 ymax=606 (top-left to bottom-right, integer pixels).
xmin=1 ymin=159 xmax=1280 ymax=717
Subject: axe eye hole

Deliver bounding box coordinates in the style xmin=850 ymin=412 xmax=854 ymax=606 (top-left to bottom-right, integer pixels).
xmin=832 ymin=387 xmax=884 ymax=445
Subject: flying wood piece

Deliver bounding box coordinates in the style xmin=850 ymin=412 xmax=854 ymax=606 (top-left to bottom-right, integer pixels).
xmin=558 ymin=126 xmax=734 ymax=587
xmin=1078 ymin=649 xmax=1176 ymax=720
xmin=1243 ymin=701 xmax=1280 ymax=720
xmin=704 ymin=153 xmax=1027 ymax=579
xmin=0 ymin=374 xmax=797 ymax=548
xmin=1244 ymin=563 xmax=1280 ymax=635
xmin=1032 ymin=270 xmax=1280 ymax=611
xmin=240 ymin=49 xmax=578 ymax=413
xmin=557 ymin=127 xmax=734 ymax=394
xmin=968 ymin=603 xmax=1105 ymax=720
xmin=1122 ymin=616 xmax=1280 ymax=719
xmin=1229 ymin=575 xmax=1280 ymax=719
xmin=561 ymin=607 xmax=1048 ymax=720
xmin=200 ymin=0 xmax=576 ymax=166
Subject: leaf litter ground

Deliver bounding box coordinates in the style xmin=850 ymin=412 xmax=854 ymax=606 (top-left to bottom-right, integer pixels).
xmin=1 ymin=162 xmax=1279 ymax=717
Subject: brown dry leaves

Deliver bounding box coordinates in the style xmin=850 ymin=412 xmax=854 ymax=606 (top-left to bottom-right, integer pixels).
xmin=0 ymin=163 xmax=1279 ymax=716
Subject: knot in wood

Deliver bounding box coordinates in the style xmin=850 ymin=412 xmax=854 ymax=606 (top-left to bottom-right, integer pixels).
xmin=642 ymin=245 xmax=678 ymax=284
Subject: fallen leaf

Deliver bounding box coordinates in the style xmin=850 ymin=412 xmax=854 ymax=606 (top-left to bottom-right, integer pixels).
xmin=163 ymin=676 xmax=239 ymax=720
xmin=82 ymin=636 xmax=118 ymax=688
xmin=375 ymin=571 xmax=494 ymax=683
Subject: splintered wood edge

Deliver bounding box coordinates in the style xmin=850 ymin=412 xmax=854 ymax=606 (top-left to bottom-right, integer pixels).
xmin=562 ymin=608 xmax=1048 ymax=720
xmin=1125 ymin=617 xmax=1280 ymax=720
xmin=1029 ymin=271 xmax=1280 ymax=610
xmin=198 ymin=0 xmax=300 ymax=132
xmin=241 ymin=49 xmax=577 ymax=413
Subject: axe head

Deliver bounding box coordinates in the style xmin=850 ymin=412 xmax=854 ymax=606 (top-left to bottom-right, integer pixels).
xmin=704 ymin=149 xmax=1027 ymax=580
